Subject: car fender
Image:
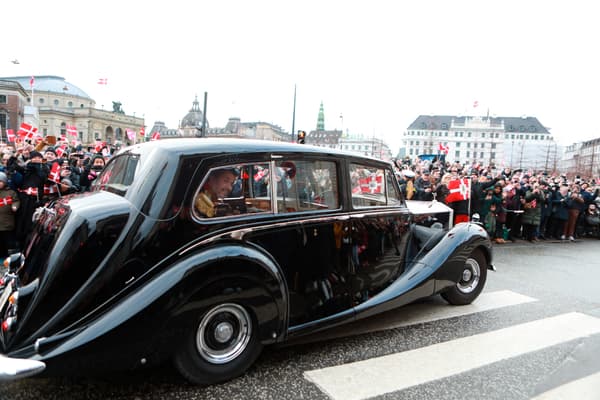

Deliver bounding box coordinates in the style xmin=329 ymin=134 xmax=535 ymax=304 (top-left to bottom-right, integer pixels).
xmin=34 ymin=243 xmax=288 ymax=366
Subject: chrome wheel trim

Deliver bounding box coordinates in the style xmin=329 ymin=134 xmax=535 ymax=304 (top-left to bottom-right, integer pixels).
xmin=457 ymin=257 xmax=481 ymax=294
xmin=196 ymin=303 xmax=252 ymax=365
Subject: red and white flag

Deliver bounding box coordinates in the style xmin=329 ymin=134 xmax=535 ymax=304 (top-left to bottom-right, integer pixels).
xmin=126 ymin=128 xmax=136 ymax=141
xmin=139 ymin=126 xmax=145 ymax=136
xmin=55 ymin=145 xmax=67 ymax=158
xmin=446 ymin=178 xmax=471 ymax=203
xmin=6 ymin=129 xmax=16 ymax=143
xmin=253 ymin=166 xmax=269 ymax=182
xmin=17 ymin=123 xmax=38 ymax=140
xmin=94 ymin=141 xmax=105 ymax=153
xmin=151 ymin=131 xmax=160 ymax=141
xmin=30 ymin=76 xmax=35 ymax=88
xmin=473 ymin=100 xmax=479 ymax=108
xmin=67 ymin=125 xmax=78 ymax=137
xmin=97 ymin=78 xmax=108 ymax=85
xmin=44 ymin=185 xmax=59 ymax=195
xmin=0 ymin=197 xmax=13 ymax=207
xmin=48 ymin=162 xmax=61 ymax=184
xmin=438 ymin=143 xmax=449 ymax=154
xmin=60 ymin=134 xmax=67 ymax=142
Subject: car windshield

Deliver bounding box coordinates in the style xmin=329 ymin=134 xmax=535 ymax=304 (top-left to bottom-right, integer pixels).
xmin=91 ymin=153 xmax=141 ymax=197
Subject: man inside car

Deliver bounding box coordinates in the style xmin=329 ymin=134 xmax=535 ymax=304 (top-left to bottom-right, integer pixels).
xmin=195 ymin=167 xmax=239 ymax=217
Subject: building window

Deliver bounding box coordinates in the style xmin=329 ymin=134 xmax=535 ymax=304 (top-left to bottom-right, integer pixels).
xmin=456 ymin=142 xmax=461 ymax=147
xmin=454 ymin=132 xmax=458 ymax=137
xmin=480 ymin=152 xmax=484 ymax=158
xmin=39 ymin=98 xmax=45 ymax=104
xmin=0 ymin=113 xmax=6 ymax=128
xmin=467 ymin=143 xmax=471 ymax=148
xmin=474 ymin=143 xmax=477 ymax=148
xmin=468 ymin=132 xmax=472 ymax=137
xmin=455 ymin=151 xmax=460 ymax=158
xmin=492 ymin=143 xmax=496 ymax=149
xmin=0 ymin=95 xmax=6 ymax=104
xmin=482 ymin=132 xmax=486 ymax=138
xmin=54 ymin=99 xmax=59 ymax=106
xmin=466 ymin=151 xmax=470 ymax=158
xmin=491 ymin=152 xmax=496 ymax=159
xmin=481 ymin=143 xmax=485 ymax=148
xmin=68 ymin=101 xmax=73 ymax=107
xmin=416 ymin=141 xmax=420 ymax=145
xmin=445 ymin=132 xmax=448 ymax=136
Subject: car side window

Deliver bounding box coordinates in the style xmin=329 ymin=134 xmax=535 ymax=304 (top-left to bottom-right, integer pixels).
xmin=274 ymin=160 xmax=339 ymax=213
xmin=193 ymin=162 xmax=271 ymax=219
xmin=350 ymin=163 xmax=399 ymax=207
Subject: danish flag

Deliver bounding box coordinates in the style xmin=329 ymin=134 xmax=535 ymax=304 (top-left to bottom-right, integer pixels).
xmin=20 ymin=187 xmax=39 ymax=196
xmin=0 ymin=197 xmax=13 ymax=207
xmin=98 ymin=78 xmax=108 ymax=85
xmin=67 ymin=125 xmax=78 ymax=137
xmin=6 ymin=129 xmax=16 ymax=143
xmin=254 ymin=166 xmax=268 ymax=182
xmin=446 ymin=178 xmax=471 ymax=203
xmin=94 ymin=141 xmax=105 ymax=153
xmin=43 ymin=185 xmax=60 ymax=195
xmin=55 ymin=145 xmax=67 ymax=158
xmin=151 ymin=131 xmax=160 ymax=141
xmin=48 ymin=162 xmax=61 ymax=184
xmin=359 ymin=173 xmax=383 ymax=194
xmin=438 ymin=143 xmax=449 ymax=154
xmin=17 ymin=123 xmax=38 ymax=140
xmin=139 ymin=127 xmax=145 ymax=136
xmin=126 ymin=128 xmax=136 ymax=141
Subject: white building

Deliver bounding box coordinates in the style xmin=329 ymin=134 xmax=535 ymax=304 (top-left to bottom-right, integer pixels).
xmin=403 ymin=115 xmax=557 ymax=170
xmin=562 ymin=137 xmax=600 ymax=179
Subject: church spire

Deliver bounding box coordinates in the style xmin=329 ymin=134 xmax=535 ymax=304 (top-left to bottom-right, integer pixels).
xmin=317 ymin=101 xmax=325 ymax=131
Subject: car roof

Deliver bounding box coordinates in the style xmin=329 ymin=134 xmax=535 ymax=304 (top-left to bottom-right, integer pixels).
xmin=125 ymin=138 xmax=388 ymax=164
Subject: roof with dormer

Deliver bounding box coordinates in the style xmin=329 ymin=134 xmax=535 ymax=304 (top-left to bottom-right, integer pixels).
xmin=408 ymin=115 xmax=550 ymax=134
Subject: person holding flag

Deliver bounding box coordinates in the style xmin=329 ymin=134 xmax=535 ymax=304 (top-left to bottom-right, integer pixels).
xmin=445 ymin=175 xmax=472 ymax=225
xmin=15 ymin=150 xmax=49 ymax=245
xmin=0 ymin=171 xmax=20 ymax=258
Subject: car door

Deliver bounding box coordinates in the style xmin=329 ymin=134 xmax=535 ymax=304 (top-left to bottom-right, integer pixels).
xmin=245 ymin=157 xmax=355 ymax=330
xmin=346 ymin=162 xmax=415 ymax=316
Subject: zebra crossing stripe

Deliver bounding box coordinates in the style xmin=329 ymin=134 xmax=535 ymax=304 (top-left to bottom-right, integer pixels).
xmin=531 ymin=371 xmax=600 ymax=400
xmin=304 ymin=312 xmax=600 ymax=400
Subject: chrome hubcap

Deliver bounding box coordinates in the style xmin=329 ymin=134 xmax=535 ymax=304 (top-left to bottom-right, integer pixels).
xmin=214 ymin=322 xmax=234 ymax=343
xmin=196 ymin=303 xmax=252 ymax=364
xmin=457 ymin=257 xmax=480 ymax=294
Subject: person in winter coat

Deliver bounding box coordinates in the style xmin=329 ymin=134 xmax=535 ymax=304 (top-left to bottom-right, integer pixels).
xmin=0 ymin=171 xmax=20 ymax=257
xmin=549 ymin=184 xmax=570 ymax=240
xmin=522 ymin=183 xmax=545 ymax=241
xmin=564 ymin=184 xmax=586 ymax=241
xmin=14 ymin=151 xmax=49 ymax=245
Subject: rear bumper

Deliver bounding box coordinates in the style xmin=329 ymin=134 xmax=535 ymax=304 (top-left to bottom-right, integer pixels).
xmin=0 ymin=355 xmax=45 ymax=381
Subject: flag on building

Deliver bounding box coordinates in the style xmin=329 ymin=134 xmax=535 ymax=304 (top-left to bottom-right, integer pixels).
xmin=473 ymin=100 xmax=479 ymax=108
xmin=139 ymin=126 xmax=145 ymax=136
xmin=98 ymin=78 xmax=108 ymax=85
xmin=30 ymin=76 xmax=35 ymax=88
xmin=446 ymin=178 xmax=471 ymax=203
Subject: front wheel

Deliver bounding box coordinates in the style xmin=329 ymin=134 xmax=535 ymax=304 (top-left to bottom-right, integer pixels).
xmin=441 ymin=249 xmax=487 ymax=305
xmin=174 ymin=303 xmax=263 ymax=385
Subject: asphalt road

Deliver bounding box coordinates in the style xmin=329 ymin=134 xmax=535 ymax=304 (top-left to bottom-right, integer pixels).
xmin=1 ymin=238 xmax=599 ymax=400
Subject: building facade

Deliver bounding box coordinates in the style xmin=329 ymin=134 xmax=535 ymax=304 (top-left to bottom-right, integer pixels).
xmin=0 ymin=76 xmax=144 ymax=147
xmin=562 ymin=138 xmax=600 ymax=179
xmin=150 ymin=97 xmax=290 ymax=142
xmin=403 ymin=115 xmax=557 ymax=171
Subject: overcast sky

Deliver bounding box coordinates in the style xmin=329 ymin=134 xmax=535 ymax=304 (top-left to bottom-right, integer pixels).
xmin=3 ymin=0 xmax=599 ymax=151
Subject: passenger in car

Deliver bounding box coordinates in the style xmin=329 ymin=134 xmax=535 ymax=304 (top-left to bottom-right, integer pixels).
xmin=195 ymin=168 xmax=239 ymax=217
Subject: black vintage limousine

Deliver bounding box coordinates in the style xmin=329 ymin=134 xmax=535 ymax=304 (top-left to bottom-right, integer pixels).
xmin=0 ymin=138 xmax=492 ymax=384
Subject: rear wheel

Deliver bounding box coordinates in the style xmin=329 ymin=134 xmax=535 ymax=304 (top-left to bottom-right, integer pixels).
xmin=174 ymin=303 xmax=263 ymax=385
xmin=441 ymin=249 xmax=487 ymax=305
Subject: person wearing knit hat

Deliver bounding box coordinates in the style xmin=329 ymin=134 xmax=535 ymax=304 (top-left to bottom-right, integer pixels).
xmin=44 ymin=147 xmax=58 ymax=163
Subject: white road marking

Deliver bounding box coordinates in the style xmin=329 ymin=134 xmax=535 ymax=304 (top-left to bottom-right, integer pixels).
xmin=531 ymin=371 xmax=600 ymax=400
xmin=304 ymin=312 xmax=600 ymax=400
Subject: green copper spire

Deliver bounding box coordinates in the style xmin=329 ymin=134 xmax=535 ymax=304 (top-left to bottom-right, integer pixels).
xmin=317 ymin=101 xmax=325 ymax=131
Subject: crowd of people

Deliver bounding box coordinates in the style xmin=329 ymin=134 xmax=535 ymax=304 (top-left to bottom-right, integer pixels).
xmin=394 ymin=156 xmax=600 ymax=244
xmin=0 ymin=140 xmax=109 ymax=258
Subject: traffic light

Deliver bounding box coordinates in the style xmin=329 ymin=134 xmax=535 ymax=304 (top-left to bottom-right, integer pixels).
xmin=297 ymin=130 xmax=306 ymax=144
